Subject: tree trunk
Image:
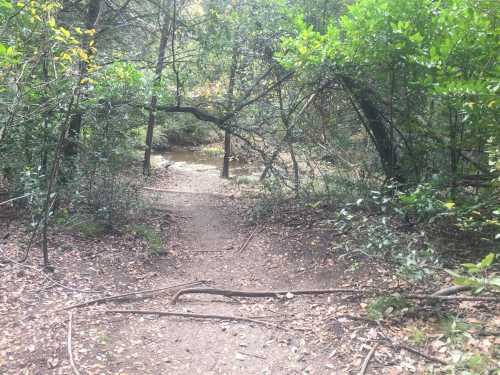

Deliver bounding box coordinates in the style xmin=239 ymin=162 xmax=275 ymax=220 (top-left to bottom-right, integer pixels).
xmin=221 ymin=43 xmax=239 ymax=179
xmin=341 ymin=76 xmax=402 ymax=181
xmin=289 ymin=143 xmax=300 ymax=196
xmin=143 ymin=0 xmax=171 ymax=176
xmin=222 ymin=130 xmax=231 ymax=178
xmin=63 ymin=0 xmax=102 ymax=164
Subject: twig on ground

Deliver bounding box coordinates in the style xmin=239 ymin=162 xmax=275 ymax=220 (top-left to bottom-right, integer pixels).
xmin=191 ymin=249 xmax=232 ymax=253
xmin=60 ymin=280 xmax=208 ymax=311
xmin=395 ymin=343 xmax=449 ymax=366
xmin=358 ymin=343 xmax=378 ymax=375
xmin=172 ymin=287 xmax=367 ymax=304
xmin=67 ymin=312 xmax=81 ymax=375
xmin=104 ymin=309 xmax=280 ymax=328
xmin=237 ymin=351 xmax=267 ymax=360
xmin=373 ymin=318 xmax=449 ymax=367
xmin=236 ymin=226 xmax=260 ymax=254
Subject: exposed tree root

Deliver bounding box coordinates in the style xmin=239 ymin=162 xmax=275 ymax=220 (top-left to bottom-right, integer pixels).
xmin=405 ymin=294 xmax=499 ymax=302
xmin=60 ymin=280 xmax=207 ymax=311
xmin=171 ymin=286 xmax=500 ymax=305
xmin=172 ymin=287 xmax=365 ymax=304
xmin=104 ymin=309 xmax=279 ymax=328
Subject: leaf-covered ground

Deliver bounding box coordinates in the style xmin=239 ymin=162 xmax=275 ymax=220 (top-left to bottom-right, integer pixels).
xmin=1 ymin=163 xmax=498 ymax=374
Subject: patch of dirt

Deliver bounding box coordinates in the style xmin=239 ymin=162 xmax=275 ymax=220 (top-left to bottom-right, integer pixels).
xmin=1 ymin=163 xmax=498 ymax=374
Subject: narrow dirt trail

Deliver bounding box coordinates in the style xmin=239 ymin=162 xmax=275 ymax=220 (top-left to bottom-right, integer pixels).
xmin=1 ymin=162 xmax=390 ymax=375
xmin=97 ymin=165 xmax=355 ymax=374
xmin=2 ymin=161 xmax=493 ymax=374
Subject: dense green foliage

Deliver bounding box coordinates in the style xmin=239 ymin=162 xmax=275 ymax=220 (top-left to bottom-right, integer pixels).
xmin=0 ymin=0 xmax=498 ymax=252
xmin=281 ymin=0 xmax=499 ymax=238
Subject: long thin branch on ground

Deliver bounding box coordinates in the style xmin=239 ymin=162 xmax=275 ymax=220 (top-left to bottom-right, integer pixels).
xmin=0 ymin=193 xmax=32 ymax=206
xmin=67 ymin=312 xmax=81 ymax=375
xmin=172 ymin=286 xmax=500 ymax=305
xmin=395 ymin=343 xmax=449 ymax=366
xmin=60 ymin=280 xmax=207 ymax=311
xmin=144 ymin=187 xmax=231 ymax=198
xmin=404 ymin=294 xmax=500 ymax=302
xmin=172 ymin=287 xmax=367 ymax=304
xmin=104 ymin=309 xmax=279 ymax=328
xmin=358 ymin=343 xmax=378 ymax=375
xmin=237 ymin=226 xmax=260 ymax=254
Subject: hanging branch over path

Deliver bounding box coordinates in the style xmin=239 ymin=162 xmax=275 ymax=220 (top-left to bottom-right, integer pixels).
xmin=153 ymin=72 xmax=294 ymax=127
xmin=104 ymin=309 xmax=279 ymax=328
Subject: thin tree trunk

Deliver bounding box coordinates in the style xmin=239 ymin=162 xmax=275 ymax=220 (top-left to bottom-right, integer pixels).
xmin=222 ymin=130 xmax=231 ymax=178
xmin=41 ymin=55 xmax=50 ymax=176
xmin=449 ymin=105 xmax=459 ymax=198
xmin=41 ymin=86 xmax=80 ymax=268
xmin=144 ymin=0 xmax=171 ymax=176
xmin=63 ymin=0 xmax=102 ymax=166
xmin=289 ymin=143 xmax=300 ymax=196
xmin=221 ymin=43 xmax=239 ymax=179
xmin=341 ymin=75 xmax=402 ymax=181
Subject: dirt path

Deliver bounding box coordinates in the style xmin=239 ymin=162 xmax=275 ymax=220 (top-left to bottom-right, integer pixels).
xmin=98 ymin=165 xmax=354 ymax=374
xmin=1 ymin=163 xmax=410 ymax=374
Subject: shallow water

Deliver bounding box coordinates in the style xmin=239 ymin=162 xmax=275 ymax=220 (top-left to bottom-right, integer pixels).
xmin=151 ymin=150 xmax=262 ymax=177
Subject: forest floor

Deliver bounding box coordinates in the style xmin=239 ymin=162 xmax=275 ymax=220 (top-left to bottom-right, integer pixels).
xmin=1 ymin=161 xmax=499 ymax=374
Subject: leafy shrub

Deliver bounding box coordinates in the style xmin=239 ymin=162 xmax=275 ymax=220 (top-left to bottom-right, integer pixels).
xmin=129 ymin=224 xmax=165 ymax=255
xmin=447 ymin=253 xmax=500 ymax=294
xmin=367 ymin=295 xmax=410 ymax=320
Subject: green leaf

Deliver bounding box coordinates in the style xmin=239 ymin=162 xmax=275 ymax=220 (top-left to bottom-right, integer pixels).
xmin=0 ymin=0 xmax=13 ymax=10
xmin=461 ymin=263 xmax=480 ymax=273
xmin=409 ymin=32 xmax=423 ymax=44
xmin=479 ymin=253 xmax=495 ymax=269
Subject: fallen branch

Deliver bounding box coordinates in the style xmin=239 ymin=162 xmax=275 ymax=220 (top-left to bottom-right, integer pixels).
xmin=404 ymin=294 xmax=500 ymax=303
xmin=431 ymin=285 xmax=472 ymax=297
xmin=191 ymin=249 xmax=232 ymax=253
xmin=104 ymin=309 xmax=279 ymax=328
xmin=396 ymin=343 xmax=448 ymax=366
xmin=237 ymin=226 xmax=260 ymax=254
xmin=0 ymin=193 xmax=32 ymax=206
xmin=144 ymin=187 xmax=231 ymax=198
xmin=67 ymin=312 xmax=81 ymax=375
xmin=60 ymin=280 xmax=207 ymax=311
xmin=358 ymin=343 xmax=378 ymax=375
xmin=172 ymin=287 xmax=366 ymax=304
